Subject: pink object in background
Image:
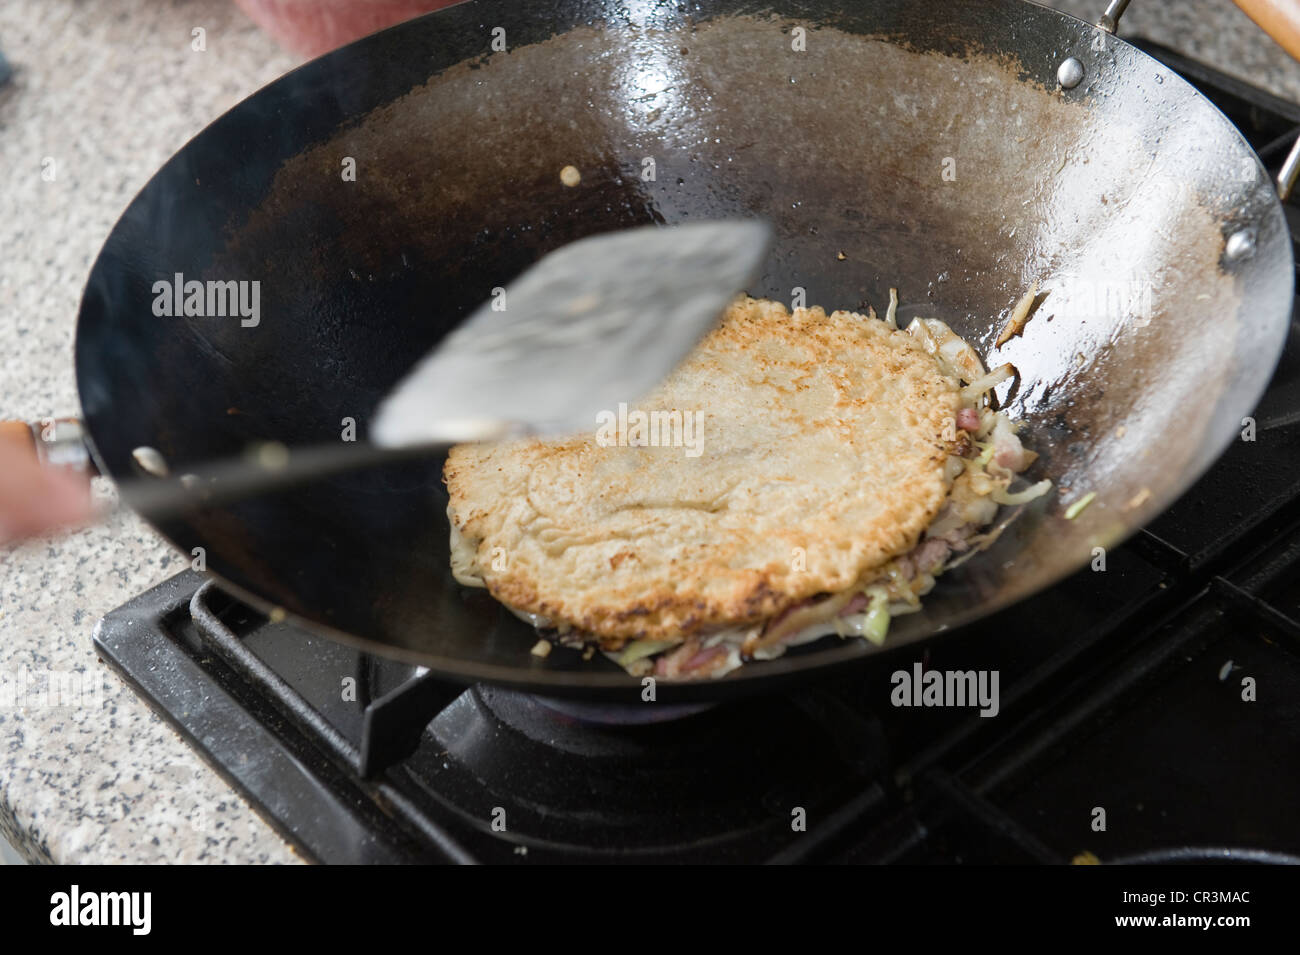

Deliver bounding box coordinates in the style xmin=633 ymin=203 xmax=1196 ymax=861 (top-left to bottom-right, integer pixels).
xmin=233 ymin=0 xmax=463 ymax=58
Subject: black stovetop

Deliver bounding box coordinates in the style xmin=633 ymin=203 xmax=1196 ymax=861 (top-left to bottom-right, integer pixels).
xmin=94 ymin=41 xmax=1300 ymax=864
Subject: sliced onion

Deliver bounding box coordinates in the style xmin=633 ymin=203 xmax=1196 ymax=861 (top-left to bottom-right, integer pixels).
xmin=887 ymin=600 xmax=924 ymax=617
xmin=961 ymin=362 xmax=1016 ymax=403
xmin=990 ymin=478 xmax=1053 ymax=506
xmin=907 ymin=317 xmax=986 ymax=382
xmin=509 ymin=607 xmax=554 ymax=629
xmin=749 ymin=589 xmax=855 ymax=653
xmin=906 ymin=315 xmax=936 ymax=351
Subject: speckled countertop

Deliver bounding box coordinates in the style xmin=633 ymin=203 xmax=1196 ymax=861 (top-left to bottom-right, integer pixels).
xmin=0 ymin=0 xmax=1298 ymax=864
xmin=0 ymin=0 xmax=300 ymax=864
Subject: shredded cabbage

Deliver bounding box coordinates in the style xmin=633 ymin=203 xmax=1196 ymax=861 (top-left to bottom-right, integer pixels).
xmin=1064 ymin=491 xmax=1097 ymax=520
xmin=861 ymin=587 xmax=891 ymax=645
xmin=616 ymin=639 xmax=675 ymax=667
xmin=835 ymin=586 xmax=891 ymax=645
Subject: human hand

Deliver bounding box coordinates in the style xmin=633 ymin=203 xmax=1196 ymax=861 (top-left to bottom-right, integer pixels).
xmin=0 ymin=425 xmax=94 ymax=545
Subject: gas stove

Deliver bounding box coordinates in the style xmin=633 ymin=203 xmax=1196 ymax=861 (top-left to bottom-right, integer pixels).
xmin=94 ymin=40 xmax=1300 ymax=864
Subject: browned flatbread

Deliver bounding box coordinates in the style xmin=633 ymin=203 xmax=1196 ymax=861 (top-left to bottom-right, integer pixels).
xmin=444 ymin=296 xmax=961 ymax=642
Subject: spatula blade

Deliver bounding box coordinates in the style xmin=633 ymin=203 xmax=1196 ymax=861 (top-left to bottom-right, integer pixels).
xmin=370 ymin=220 xmax=770 ymax=447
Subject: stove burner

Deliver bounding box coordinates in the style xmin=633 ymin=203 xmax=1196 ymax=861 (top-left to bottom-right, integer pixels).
xmin=529 ymin=693 xmax=714 ymax=727
xmin=403 ymin=684 xmax=887 ymax=859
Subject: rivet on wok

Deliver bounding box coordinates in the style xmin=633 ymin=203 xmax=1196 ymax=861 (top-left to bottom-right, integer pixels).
xmin=1057 ymin=58 xmax=1085 ymax=90
xmin=131 ymin=446 xmax=169 ymax=477
xmin=1225 ymin=229 xmax=1256 ymax=263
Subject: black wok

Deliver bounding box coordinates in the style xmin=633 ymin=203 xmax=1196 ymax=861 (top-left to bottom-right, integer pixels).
xmin=74 ymin=0 xmax=1294 ymax=701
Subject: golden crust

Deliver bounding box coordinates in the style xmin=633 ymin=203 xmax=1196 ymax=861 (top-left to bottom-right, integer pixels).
xmin=444 ymin=296 xmax=961 ymax=642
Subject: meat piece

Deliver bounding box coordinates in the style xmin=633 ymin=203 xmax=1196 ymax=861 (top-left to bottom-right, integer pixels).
xmin=685 ymin=645 xmax=729 ymax=671
xmin=655 ymin=640 xmax=698 ymax=679
xmin=913 ymin=537 xmax=951 ymax=573
xmin=841 ymin=593 xmax=869 ymax=615
xmin=993 ymin=428 xmax=1028 ymax=472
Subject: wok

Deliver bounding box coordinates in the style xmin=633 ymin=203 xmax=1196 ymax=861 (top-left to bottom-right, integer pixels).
xmin=72 ymin=0 xmax=1294 ymax=701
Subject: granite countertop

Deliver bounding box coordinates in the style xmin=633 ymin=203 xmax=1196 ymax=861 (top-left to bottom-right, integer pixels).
xmin=0 ymin=0 xmax=1297 ymax=865
xmin=0 ymin=0 xmax=300 ymax=864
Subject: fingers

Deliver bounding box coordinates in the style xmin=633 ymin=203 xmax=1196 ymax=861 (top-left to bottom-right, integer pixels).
xmin=0 ymin=442 xmax=95 ymax=545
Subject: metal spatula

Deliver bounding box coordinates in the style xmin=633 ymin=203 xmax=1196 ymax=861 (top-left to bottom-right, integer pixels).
xmin=118 ymin=220 xmax=771 ymax=520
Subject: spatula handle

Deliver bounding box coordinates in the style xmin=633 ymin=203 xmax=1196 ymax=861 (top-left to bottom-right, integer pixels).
xmin=1 ymin=416 xmax=459 ymax=526
xmin=115 ymin=440 xmax=448 ymax=522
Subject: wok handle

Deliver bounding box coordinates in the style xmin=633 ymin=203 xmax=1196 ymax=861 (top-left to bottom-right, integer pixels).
xmin=1232 ymin=0 xmax=1300 ymax=59
xmin=1097 ymin=0 xmax=1132 ymax=33
xmin=1231 ymin=0 xmax=1300 ymax=198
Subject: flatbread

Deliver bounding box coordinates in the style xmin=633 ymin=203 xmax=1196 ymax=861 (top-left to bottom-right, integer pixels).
xmin=444 ymin=295 xmax=962 ymax=642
